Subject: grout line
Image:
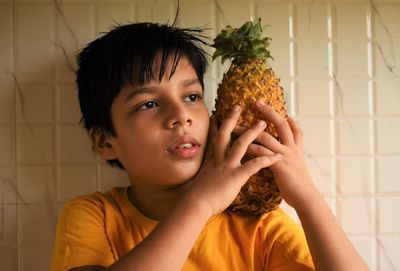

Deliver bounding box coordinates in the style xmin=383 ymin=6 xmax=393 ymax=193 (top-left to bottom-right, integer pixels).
xmin=11 ymin=1 xmax=23 ymax=270
xmin=289 ymin=1 xmax=296 ymax=116
xmin=327 ymin=0 xmax=340 ymax=220
xmin=367 ymin=2 xmax=379 ymax=270
xmin=91 ymin=0 xmax=102 ymax=192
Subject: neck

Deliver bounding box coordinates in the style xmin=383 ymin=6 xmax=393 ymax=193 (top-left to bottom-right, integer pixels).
xmin=128 ymin=182 xmax=189 ymax=221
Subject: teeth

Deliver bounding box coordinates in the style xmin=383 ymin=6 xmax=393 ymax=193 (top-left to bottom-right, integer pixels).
xmin=178 ymin=143 xmax=193 ymax=149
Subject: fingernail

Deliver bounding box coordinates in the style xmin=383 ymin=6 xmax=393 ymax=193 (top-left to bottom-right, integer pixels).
xmin=233 ymin=105 xmax=241 ymax=112
xmin=257 ymin=120 xmax=266 ymax=127
xmin=256 ymin=100 xmax=266 ymax=107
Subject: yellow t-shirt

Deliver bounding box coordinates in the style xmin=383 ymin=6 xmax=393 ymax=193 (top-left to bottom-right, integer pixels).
xmin=50 ymin=187 xmax=314 ymax=270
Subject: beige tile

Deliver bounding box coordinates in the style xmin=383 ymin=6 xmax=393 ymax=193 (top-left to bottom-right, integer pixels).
xmin=58 ymin=124 xmax=95 ymax=162
xmin=16 ymin=0 xmax=52 ymax=3
xmin=0 ymin=5 xmax=12 ymax=44
xmin=305 ymin=155 xmax=335 ymax=196
xmin=375 ymin=77 xmax=400 ymax=116
xmin=0 ymin=83 xmax=14 ymax=122
xmin=15 ymin=4 xmax=53 ymax=44
xmin=17 ymin=165 xmax=56 ymax=203
xmin=56 ymin=3 xmax=94 ymax=48
xmin=0 ymin=243 xmax=18 ymax=271
xmin=296 ymin=41 xmax=329 ymax=77
xmin=294 ymin=2 xmax=328 ymax=40
xmin=0 ymin=46 xmax=13 ymax=84
xmin=0 ymin=166 xmax=17 ymax=203
xmin=55 ymin=47 xmax=77 ymax=83
xmin=0 ymin=125 xmax=13 ymax=163
xmin=298 ymin=118 xmax=332 ymax=155
xmin=378 ymin=234 xmax=400 ymax=270
xmin=57 ymin=83 xmax=81 ymax=123
xmin=337 ymin=157 xmax=373 ymax=195
xmin=135 ymin=2 xmax=176 ymax=23
xmin=20 ymin=242 xmax=54 ymax=271
xmin=58 ymin=164 xmax=96 ymax=201
xmin=134 ymin=0 xmax=176 ymax=3
xmin=337 ymin=119 xmax=371 ymax=155
xmin=17 ymin=124 xmax=54 ymax=163
xmin=334 ymin=3 xmax=368 ymax=41
xmin=257 ymin=3 xmax=290 ymax=40
xmin=96 ymin=3 xmax=133 ymax=34
xmin=16 ymin=44 xmax=55 ymax=83
xmin=376 ymin=156 xmax=400 ymax=193
xmin=372 ymin=3 xmax=400 ymax=41
xmin=203 ymin=74 xmax=218 ymax=112
xmin=18 ymin=204 xmax=58 ymax=243
xmin=378 ymin=197 xmax=400 ymax=233
xmin=99 ymin=164 xmax=130 ymax=192
xmin=335 ymin=42 xmax=368 ymax=77
xmin=376 ymin=117 xmax=400 ymax=154
xmin=372 ymin=41 xmax=400 ymax=77
xmin=297 ymin=77 xmax=330 ymax=116
xmin=216 ymin=2 xmax=252 ymax=30
xmin=0 ymin=204 xmax=17 ymax=243
xmin=348 ymin=235 xmax=375 ymax=270
xmin=335 ymin=78 xmax=370 ymax=116
xmin=16 ymin=83 xmax=54 ymax=123
xmin=178 ymin=3 xmax=216 ymax=42
xmin=268 ymin=40 xmax=291 ymax=79
xmin=339 ymin=197 xmax=374 ymax=234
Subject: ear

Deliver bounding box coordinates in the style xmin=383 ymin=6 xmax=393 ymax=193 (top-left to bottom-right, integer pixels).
xmin=88 ymin=128 xmax=118 ymax=160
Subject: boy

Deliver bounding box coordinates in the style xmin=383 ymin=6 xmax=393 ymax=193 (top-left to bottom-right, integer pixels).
xmin=50 ymin=22 xmax=367 ymax=270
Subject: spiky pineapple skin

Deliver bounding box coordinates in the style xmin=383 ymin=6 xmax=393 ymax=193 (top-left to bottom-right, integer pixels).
xmin=214 ymin=59 xmax=287 ymax=215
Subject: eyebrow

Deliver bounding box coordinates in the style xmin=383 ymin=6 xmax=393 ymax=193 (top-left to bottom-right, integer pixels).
xmin=125 ymin=78 xmax=201 ymax=103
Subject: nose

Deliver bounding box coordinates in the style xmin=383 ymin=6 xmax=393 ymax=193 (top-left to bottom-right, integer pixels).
xmin=165 ymin=102 xmax=192 ymax=128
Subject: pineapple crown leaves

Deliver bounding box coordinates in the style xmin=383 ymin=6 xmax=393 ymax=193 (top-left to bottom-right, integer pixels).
xmin=211 ymin=18 xmax=273 ymax=65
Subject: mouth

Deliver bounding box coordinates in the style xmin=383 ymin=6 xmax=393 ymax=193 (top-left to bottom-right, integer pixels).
xmin=176 ymin=143 xmax=196 ymax=149
xmin=167 ymin=135 xmax=201 ymax=159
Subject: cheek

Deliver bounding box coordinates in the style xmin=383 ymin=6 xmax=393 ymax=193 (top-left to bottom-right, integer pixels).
xmin=198 ymin=109 xmax=210 ymax=136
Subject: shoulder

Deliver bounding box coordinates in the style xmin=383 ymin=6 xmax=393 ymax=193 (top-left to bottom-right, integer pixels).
xmin=59 ymin=187 xmax=129 ymax=225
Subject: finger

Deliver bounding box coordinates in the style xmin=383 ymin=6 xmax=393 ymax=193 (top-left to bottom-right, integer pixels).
xmin=204 ymin=115 xmax=218 ymax=160
xmin=246 ymin=143 xmax=275 ymax=157
xmin=214 ymin=105 xmax=241 ymax=157
xmin=227 ymin=120 xmax=266 ymax=164
xmin=287 ymin=117 xmax=304 ymax=150
xmin=237 ymin=154 xmax=282 ymax=179
xmin=256 ymin=101 xmax=294 ymax=145
xmin=234 ymin=125 xmax=284 ymax=153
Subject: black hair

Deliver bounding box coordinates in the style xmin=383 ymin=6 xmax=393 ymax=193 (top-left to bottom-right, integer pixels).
xmin=76 ymin=22 xmax=209 ymax=168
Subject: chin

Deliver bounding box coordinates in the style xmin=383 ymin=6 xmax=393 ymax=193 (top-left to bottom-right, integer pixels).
xmin=167 ymin=166 xmax=200 ymax=185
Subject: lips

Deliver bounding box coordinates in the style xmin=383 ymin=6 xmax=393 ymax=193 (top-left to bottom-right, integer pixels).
xmin=167 ymin=135 xmax=201 ymax=159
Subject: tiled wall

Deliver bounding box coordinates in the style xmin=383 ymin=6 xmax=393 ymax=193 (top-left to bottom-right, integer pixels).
xmin=0 ymin=0 xmax=399 ymax=270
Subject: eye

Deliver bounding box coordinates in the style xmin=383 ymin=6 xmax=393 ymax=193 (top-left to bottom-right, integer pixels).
xmin=184 ymin=93 xmax=202 ymax=103
xmin=137 ymin=100 xmax=158 ymax=110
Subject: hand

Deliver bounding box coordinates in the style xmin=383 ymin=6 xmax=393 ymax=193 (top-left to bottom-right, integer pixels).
xmin=186 ymin=105 xmax=282 ymax=217
xmin=234 ymin=101 xmax=317 ymax=209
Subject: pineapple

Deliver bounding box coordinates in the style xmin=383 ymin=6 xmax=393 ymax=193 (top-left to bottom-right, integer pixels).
xmin=212 ymin=18 xmax=287 ymax=215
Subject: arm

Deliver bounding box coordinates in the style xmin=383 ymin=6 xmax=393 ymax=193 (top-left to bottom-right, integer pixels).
xmin=246 ymin=101 xmax=368 ymax=270
xmin=68 ymin=106 xmax=281 ymax=271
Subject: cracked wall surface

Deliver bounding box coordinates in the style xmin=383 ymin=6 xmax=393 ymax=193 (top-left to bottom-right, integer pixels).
xmin=0 ymin=0 xmax=399 ymax=270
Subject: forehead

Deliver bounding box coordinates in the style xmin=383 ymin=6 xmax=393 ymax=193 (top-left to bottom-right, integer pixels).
xmin=118 ymin=57 xmax=200 ymax=99
xmin=132 ymin=54 xmax=197 ymax=87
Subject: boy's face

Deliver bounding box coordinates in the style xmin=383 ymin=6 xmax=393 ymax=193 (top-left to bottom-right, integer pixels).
xmin=105 ymin=57 xmax=210 ymax=188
